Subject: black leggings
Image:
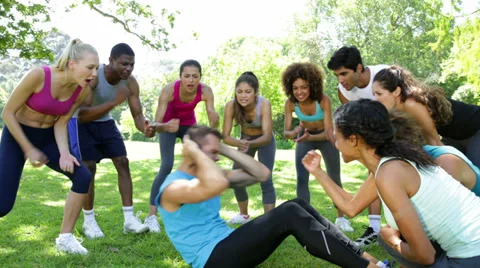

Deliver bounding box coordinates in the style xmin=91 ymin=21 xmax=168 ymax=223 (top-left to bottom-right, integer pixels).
xmin=205 ymin=198 xmax=369 ymax=268
xmin=0 ymin=125 xmax=92 ymax=217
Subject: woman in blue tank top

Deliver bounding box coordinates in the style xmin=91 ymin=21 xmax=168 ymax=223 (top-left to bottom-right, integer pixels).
xmin=282 ymin=62 xmax=353 ymax=232
xmin=302 ymin=99 xmax=480 ymax=267
xmin=222 ymin=72 xmax=276 ymax=224
xmin=390 ymin=110 xmax=480 ymax=196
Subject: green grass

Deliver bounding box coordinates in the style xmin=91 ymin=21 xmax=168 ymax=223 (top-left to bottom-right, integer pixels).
xmin=0 ymin=144 xmax=392 ymax=267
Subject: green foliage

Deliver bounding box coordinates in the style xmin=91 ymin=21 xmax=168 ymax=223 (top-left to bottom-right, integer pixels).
xmin=201 ymin=37 xmax=296 ymax=139
xmin=0 ymin=0 xmax=183 ymax=61
xmin=442 ymin=16 xmax=480 ymax=102
xmin=74 ymin=0 xmax=182 ymax=51
xmin=287 ymin=0 xmax=459 ymax=109
xmin=0 ymin=0 xmax=53 ymax=60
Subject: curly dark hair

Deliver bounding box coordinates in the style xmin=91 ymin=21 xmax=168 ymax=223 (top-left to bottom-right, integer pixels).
xmin=334 ymin=99 xmax=435 ymax=170
xmin=281 ymin=62 xmax=324 ymax=103
xmin=373 ymin=65 xmax=452 ymax=126
xmin=233 ymin=71 xmax=259 ymax=126
xmin=389 ymin=110 xmax=425 ymax=145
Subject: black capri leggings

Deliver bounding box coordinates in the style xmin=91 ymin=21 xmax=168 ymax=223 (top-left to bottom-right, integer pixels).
xmin=205 ymin=198 xmax=369 ymax=268
xmin=0 ymin=125 xmax=92 ymax=217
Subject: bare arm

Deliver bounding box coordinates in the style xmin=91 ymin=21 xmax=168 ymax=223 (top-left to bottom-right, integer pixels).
xmin=404 ymin=99 xmax=443 ymax=146
xmin=247 ymin=100 xmax=273 ymax=148
xmin=222 ymin=100 xmax=243 ymax=148
xmin=302 ymin=150 xmax=378 ymax=217
xmin=338 ymin=88 xmax=349 ymax=104
xmin=77 ymin=77 xmax=129 ymax=123
xmin=126 ymin=76 xmax=147 ymax=133
xmin=1 ymin=67 xmax=43 ymax=153
xmin=160 ymin=138 xmax=229 ymax=210
xmin=221 ymin=143 xmax=270 ymax=188
xmin=152 ymin=83 xmax=181 ymax=133
xmin=283 ymin=99 xmax=301 ymax=139
xmin=202 ymin=85 xmax=219 ymax=128
xmin=376 ymin=161 xmax=436 ymax=265
xmin=436 ymin=154 xmax=476 ymax=190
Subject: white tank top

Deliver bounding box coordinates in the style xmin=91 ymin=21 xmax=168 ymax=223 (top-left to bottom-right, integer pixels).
xmin=376 ymin=157 xmax=480 ymax=258
xmin=338 ymin=64 xmax=389 ymax=101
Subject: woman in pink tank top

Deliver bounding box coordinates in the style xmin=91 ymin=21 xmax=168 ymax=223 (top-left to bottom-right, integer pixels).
xmin=145 ymin=60 xmax=219 ymax=224
xmin=0 ymin=39 xmax=99 ymax=254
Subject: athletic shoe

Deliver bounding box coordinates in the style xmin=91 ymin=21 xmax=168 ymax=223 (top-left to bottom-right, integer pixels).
xmin=55 ymin=234 xmax=88 ymax=255
xmin=82 ymin=219 xmax=105 ymax=239
xmin=227 ymin=213 xmax=251 ymax=225
xmin=355 ymin=226 xmax=378 ymax=247
xmin=144 ymin=215 xmax=161 ymax=233
xmin=335 ymin=217 xmax=354 ymax=232
xmin=124 ymin=213 xmax=149 ymax=234
xmin=382 ymin=259 xmax=396 ymax=268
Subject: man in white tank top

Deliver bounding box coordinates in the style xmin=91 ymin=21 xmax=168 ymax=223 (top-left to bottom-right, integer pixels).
xmin=327 ymin=46 xmax=388 ymax=246
xmin=68 ymin=43 xmax=157 ymax=239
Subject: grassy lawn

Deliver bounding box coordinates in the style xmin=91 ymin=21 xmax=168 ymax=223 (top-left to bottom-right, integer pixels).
xmin=0 ymin=141 xmax=392 ymax=267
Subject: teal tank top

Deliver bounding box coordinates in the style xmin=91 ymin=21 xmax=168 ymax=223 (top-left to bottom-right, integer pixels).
xmin=155 ymin=170 xmax=234 ymax=268
xmin=294 ymin=101 xmax=324 ymax=122
xmin=423 ymin=145 xmax=480 ymax=196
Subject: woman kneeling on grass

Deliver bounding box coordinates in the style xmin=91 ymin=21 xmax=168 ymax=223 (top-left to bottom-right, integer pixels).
xmin=302 ymin=99 xmax=480 ymax=267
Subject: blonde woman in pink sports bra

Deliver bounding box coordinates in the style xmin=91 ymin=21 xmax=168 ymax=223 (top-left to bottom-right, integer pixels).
xmin=0 ymin=39 xmax=98 ymax=254
xmin=144 ymin=60 xmax=219 ymax=231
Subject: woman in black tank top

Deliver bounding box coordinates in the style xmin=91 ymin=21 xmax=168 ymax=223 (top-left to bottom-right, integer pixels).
xmin=372 ymin=65 xmax=480 ymax=167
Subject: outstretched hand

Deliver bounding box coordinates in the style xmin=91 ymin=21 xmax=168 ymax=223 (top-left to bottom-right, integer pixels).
xmin=301 ymin=150 xmax=322 ymax=173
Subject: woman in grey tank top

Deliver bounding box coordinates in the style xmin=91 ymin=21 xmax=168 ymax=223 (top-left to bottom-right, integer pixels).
xmin=222 ymin=72 xmax=276 ymax=225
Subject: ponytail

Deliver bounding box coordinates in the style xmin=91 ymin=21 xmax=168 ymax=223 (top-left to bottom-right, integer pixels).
xmin=56 ymin=38 xmax=98 ymax=71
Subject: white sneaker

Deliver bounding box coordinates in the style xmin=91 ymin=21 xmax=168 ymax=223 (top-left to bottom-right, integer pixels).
xmin=124 ymin=212 xmax=149 ymax=234
xmin=227 ymin=213 xmax=251 ymax=225
xmin=82 ymin=219 xmax=105 ymax=239
xmin=335 ymin=217 xmax=354 ymax=232
xmin=55 ymin=234 xmax=88 ymax=255
xmin=144 ymin=215 xmax=161 ymax=233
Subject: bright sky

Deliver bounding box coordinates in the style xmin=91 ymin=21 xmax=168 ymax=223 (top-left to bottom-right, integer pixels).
xmin=47 ymin=0 xmax=307 ymax=75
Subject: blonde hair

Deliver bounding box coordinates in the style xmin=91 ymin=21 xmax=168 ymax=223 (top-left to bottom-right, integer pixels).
xmin=56 ymin=38 xmax=98 ymax=71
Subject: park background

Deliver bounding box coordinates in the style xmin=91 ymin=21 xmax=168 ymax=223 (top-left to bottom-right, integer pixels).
xmin=1 ymin=0 xmax=480 ymax=267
